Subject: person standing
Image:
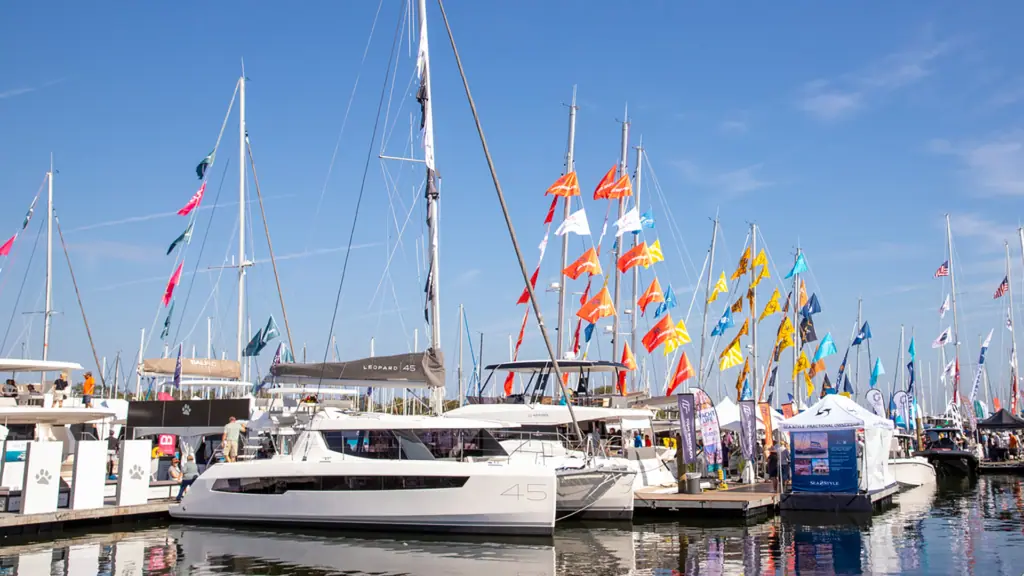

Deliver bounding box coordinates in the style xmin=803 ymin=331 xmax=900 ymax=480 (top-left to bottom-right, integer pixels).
xmin=222 ymin=416 xmax=246 ymax=463
xmin=52 ymin=373 xmax=69 ymax=407
xmin=82 ymin=372 xmax=96 ymax=407
xmin=106 ymin=431 xmax=119 ymax=479
xmin=175 ymin=454 xmax=199 ymax=502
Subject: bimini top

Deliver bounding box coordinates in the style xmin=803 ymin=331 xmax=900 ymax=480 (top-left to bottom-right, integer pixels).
xmin=0 ymin=406 xmax=117 ymax=425
xmin=484 ymin=360 xmax=627 ymax=374
xmin=780 ymin=394 xmax=894 ymax=431
xmin=271 ymin=351 xmax=445 ymax=390
xmin=0 ymin=359 xmax=84 ymax=373
xmin=160 ymin=378 xmax=253 ymax=389
xmin=309 ymin=409 xmax=519 ymax=432
xmin=445 ymin=403 xmax=655 ymax=426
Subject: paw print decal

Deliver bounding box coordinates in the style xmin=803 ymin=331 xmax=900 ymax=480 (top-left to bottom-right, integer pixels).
xmin=128 ymin=465 xmax=145 ymax=481
xmin=181 ymin=404 xmax=191 ymax=416
xmin=35 ymin=469 xmax=52 ymax=485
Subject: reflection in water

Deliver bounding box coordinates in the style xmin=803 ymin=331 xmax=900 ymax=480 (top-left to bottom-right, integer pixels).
xmin=4 ymin=476 xmax=1024 ymax=575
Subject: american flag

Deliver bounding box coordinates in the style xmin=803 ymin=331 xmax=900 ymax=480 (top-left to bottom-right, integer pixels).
xmin=934 ymin=260 xmax=950 ymax=278
xmin=994 ymin=276 xmax=1010 ymax=299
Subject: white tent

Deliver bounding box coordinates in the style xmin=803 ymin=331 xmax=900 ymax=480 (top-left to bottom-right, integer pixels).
xmin=715 ymin=397 xmax=786 ymax=432
xmin=780 ymin=394 xmax=895 ymax=492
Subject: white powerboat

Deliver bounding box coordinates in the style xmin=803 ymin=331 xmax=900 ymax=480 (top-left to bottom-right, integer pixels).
xmin=170 ymin=409 xmax=557 ymax=535
xmin=889 ymin=433 xmax=936 ymax=489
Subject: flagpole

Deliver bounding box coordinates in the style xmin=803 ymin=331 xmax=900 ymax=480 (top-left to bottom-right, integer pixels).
xmin=43 ymin=156 xmax=53 ymax=362
xmin=946 ymin=214 xmax=962 ymax=407
xmin=611 ymin=108 xmax=629 ymax=374
xmin=458 ymin=304 xmax=465 ymax=407
xmin=698 ymin=215 xmax=719 ymax=394
xmin=555 ymin=87 xmax=578 ymax=396
xmin=1009 ymin=237 xmax=1020 ymax=414
xmin=855 ymin=297 xmax=862 ymax=390
xmin=895 ymin=325 xmax=904 ymax=414
xmin=630 ymin=137 xmax=644 ymax=393
xmin=237 ymin=71 xmax=247 ymax=369
xmin=749 ymin=223 xmax=758 ymax=402
xmin=792 ymin=248 xmax=801 ymax=409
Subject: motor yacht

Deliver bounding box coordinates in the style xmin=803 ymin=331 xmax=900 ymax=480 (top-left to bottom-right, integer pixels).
xmin=888 ymin=432 xmax=936 ymax=489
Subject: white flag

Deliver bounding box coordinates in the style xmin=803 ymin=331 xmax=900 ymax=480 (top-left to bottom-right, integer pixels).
xmin=1008 ymin=308 xmax=1014 ymax=331
xmin=932 ymin=327 xmax=951 ymax=348
xmin=555 ymin=209 xmax=591 ymax=236
xmin=941 ymin=358 xmax=956 ymax=381
xmin=613 ymin=206 xmax=642 ymax=237
xmin=939 ymin=294 xmax=949 ymax=318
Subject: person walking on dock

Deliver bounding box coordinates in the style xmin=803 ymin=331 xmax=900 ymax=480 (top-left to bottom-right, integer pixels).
xmin=175 ymin=454 xmax=199 ymax=502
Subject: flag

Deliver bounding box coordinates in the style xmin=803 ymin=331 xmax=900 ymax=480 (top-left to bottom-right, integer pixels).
xmin=793 ymin=351 xmax=810 ymax=379
xmin=196 ymin=150 xmax=215 ymax=180
xmin=852 ymin=321 xmax=872 ymax=346
xmin=262 ymin=315 xmax=280 ymax=344
xmin=1009 ymin=308 xmax=1014 ymax=331
xmin=799 ymin=316 xmax=818 ymax=343
xmin=934 ymin=260 xmax=949 ymax=278
xmin=272 ymin=343 xmax=286 ymax=367
xmin=776 ymin=321 xmax=795 ymax=353
xmin=907 ymin=360 xmax=916 ymax=396
xmin=592 ymin=166 xmax=617 ymax=199
xmin=820 ymin=374 xmax=833 ymax=398
xmin=584 ymin=322 xmax=596 ymax=343
xmin=577 ymin=287 xmax=616 ymax=323
xmin=908 ymin=338 xmax=916 ymax=362
xmin=804 ymin=371 xmax=814 ymax=399
xmin=614 ymin=207 xmax=642 ymax=236
xmin=813 ymin=332 xmax=837 ymax=362
xmin=753 ymin=249 xmax=767 ymax=268
xmin=642 ymin=314 xmax=676 ymax=353
xmin=995 ymin=276 xmax=1010 ymax=299
xmin=720 ymin=340 xmax=744 ymax=371
xmin=798 ymin=279 xmax=808 ymax=308
xmin=666 ymin=351 xmax=694 ymax=396
xmin=543 ymin=197 xmax=558 ymax=225
xmin=0 ymin=235 xmax=14 ymax=257
xmin=708 ymin=271 xmax=728 ymax=302
xmin=165 ymin=221 xmax=195 ymax=256
xmin=731 ymin=297 xmax=744 ymax=314
xmin=162 ymin=262 xmax=184 ymax=307
xmin=160 ymin=301 xmax=174 ymax=340
xmin=21 ymin=196 xmax=37 ymax=230
xmin=545 ymin=172 xmax=580 ymax=197
xmin=941 ymin=358 xmax=956 ymax=381
xmin=710 ymin=308 xmax=734 ymax=336
xmin=637 ymin=278 xmax=665 ymax=316
xmin=617 ymin=242 xmax=651 ymax=273
xmin=617 ymin=343 xmax=637 ymax=395
xmin=721 ymin=318 xmax=749 ymax=358
xmin=731 ymin=247 xmax=751 ymax=280
xmin=751 ymin=265 xmax=770 ymax=287
xmin=870 ymin=357 xmax=885 ymax=387
xmin=664 ymin=320 xmax=692 ymax=355
xmin=736 ymin=358 xmax=750 ymax=400
xmin=607 ymin=174 xmax=632 ymax=199
xmin=801 ymin=293 xmax=822 ymax=318
xmin=785 ymin=253 xmax=808 ymax=279
xmin=842 ymin=373 xmax=853 ymax=395
xmin=759 ymin=288 xmax=782 ymax=320
xmin=639 ymin=210 xmax=655 ymax=229
xmin=173 ymin=344 xmax=183 ymax=388
xmin=932 ymin=327 xmax=951 ymax=348
xmin=177 ymin=182 xmax=206 ymax=216
xmin=243 ymin=330 xmax=262 ymax=357
xmin=516 ymin=268 xmax=540 ymax=304
xmin=939 ymin=294 xmax=950 ymax=318
xmin=648 ymin=239 xmax=664 ymax=264
xmin=555 ymin=208 xmax=591 ymax=236
xmin=655 ymin=285 xmax=677 ymax=318
xmin=809 ymin=358 xmax=826 ymax=378
xmin=563 ymin=248 xmax=602 ymax=279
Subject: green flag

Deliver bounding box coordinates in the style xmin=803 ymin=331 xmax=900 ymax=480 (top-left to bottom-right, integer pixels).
xmin=196 ymin=150 xmax=215 ymax=180
xmin=160 ymin=301 xmax=174 ymax=340
xmin=166 ymin=221 xmax=194 ymax=256
xmin=242 ymin=316 xmax=280 ymax=357
xmin=242 ymin=329 xmax=263 ymax=357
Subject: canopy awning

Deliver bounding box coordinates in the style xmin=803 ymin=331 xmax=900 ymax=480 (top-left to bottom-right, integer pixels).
xmin=270 ymin=350 xmax=445 ymax=389
xmin=0 ymin=359 xmax=84 ymax=373
xmin=141 ymin=358 xmax=241 ymax=380
xmin=780 ymin=394 xmax=894 ymax=431
xmin=0 ymin=407 xmax=116 ymax=425
xmin=445 ymin=403 xmax=655 ymax=426
xmin=978 ymin=408 xmax=1024 ymax=430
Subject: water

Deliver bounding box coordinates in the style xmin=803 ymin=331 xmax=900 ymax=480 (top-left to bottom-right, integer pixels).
xmin=3 ymin=476 xmax=1024 ymax=575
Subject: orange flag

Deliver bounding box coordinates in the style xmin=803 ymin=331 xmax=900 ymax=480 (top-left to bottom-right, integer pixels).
xmin=666 ymin=351 xmax=694 ymax=396
xmin=593 ymin=166 xmax=617 ymax=199
xmin=637 ymin=278 xmax=665 ymax=316
xmin=563 ymin=247 xmax=602 ymax=280
xmin=799 ymin=279 xmax=808 ymax=309
xmin=576 ymin=287 xmax=616 ymax=323
xmin=617 ymin=343 xmax=637 ymax=395
xmin=503 ymin=372 xmax=515 ymax=396
xmin=617 ymin=242 xmax=651 ymax=273
xmin=642 ymin=314 xmax=675 ymax=353
xmin=809 ymin=359 xmax=826 ymax=378
xmin=607 ymin=174 xmax=633 ymax=199
xmin=545 ymin=171 xmax=580 ymax=197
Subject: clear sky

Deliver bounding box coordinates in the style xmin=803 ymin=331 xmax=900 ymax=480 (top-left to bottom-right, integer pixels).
xmin=2 ymin=1 xmax=1023 ymax=409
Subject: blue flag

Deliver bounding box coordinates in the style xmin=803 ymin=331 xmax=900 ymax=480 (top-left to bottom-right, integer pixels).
xmin=710 ymin=308 xmax=735 ymax=336
xmin=906 ymin=361 xmax=915 ymax=396
xmin=842 ymin=373 xmax=854 ymax=395
xmin=640 ymin=210 xmax=655 ymax=229
xmin=740 ymin=378 xmax=753 ymax=401
xmin=813 ymin=332 xmax=837 ymax=362
xmin=836 ymin=349 xmax=850 ymax=384
xmin=870 ymin=357 xmax=885 ymax=387
xmin=584 ymin=323 xmax=596 ymax=343
xmin=784 ymin=253 xmax=808 ymax=279
xmin=655 ymin=285 xmax=677 ymax=318
xmin=801 ymin=293 xmax=822 ymax=318
xmin=852 ymin=321 xmax=872 ymax=346
xmin=173 ymin=344 xmax=183 ymax=388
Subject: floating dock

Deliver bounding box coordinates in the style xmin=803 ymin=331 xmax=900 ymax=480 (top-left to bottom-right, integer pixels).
xmin=0 ymin=499 xmax=172 ymax=539
xmin=633 ymin=483 xmax=779 ymax=519
xmin=779 ymin=484 xmax=899 ymax=514
xmin=978 ymin=461 xmax=1024 ymax=475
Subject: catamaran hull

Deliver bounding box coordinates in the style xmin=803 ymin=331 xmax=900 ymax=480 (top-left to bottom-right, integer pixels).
xmin=889 ymin=457 xmax=936 ymax=489
xmin=573 ymin=469 xmax=635 ymax=521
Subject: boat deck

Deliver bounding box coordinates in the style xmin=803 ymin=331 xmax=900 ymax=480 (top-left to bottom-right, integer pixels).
xmin=633 ymin=482 xmax=779 ymax=518
xmin=0 ymin=499 xmax=173 ymax=539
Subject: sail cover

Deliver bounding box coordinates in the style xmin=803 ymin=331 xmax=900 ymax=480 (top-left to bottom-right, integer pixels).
xmin=270 ymin=350 xmax=445 ymax=389
xmin=141 ymin=358 xmax=241 ymax=380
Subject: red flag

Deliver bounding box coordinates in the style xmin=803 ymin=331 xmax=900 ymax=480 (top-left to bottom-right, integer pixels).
xmin=637 ymin=278 xmax=665 ymax=316
xmin=545 ymin=172 xmax=580 ymax=197
xmin=542 ymin=196 xmax=559 ymax=225
xmin=0 ymin=234 xmax=14 ymax=256
xmin=571 ymin=280 xmax=592 ymax=354
xmin=617 ymin=242 xmax=651 ymax=274
xmin=641 ymin=314 xmax=675 ymax=353
xmin=592 ymin=166 xmax=617 ymax=199
xmin=665 ymin=351 xmax=694 ymax=396
xmin=563 ymin=248 xmax=602 ymax=280
xmin=576 ymin=287 xmax=615 ymax=324
xmin=622 ymin=342 xmax=637 ymax=371
xmin=162 ymin=262 xmax=184 ymax=307
xmin=177 ymin=182 xmax=206 ymax=216
xmin=505 ymin=307 xmax=531 ymax=396
xmin=503 ymin=372 xmax=515 ymax=396
xmin=516 ymin=268 xmax=541 ymax=304
xmin=606 ymin=174 xmax=633 ymax=199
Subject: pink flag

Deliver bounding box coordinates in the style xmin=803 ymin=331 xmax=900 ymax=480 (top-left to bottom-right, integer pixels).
xmin=0 ymin=234 xmax=14 ymax=256
xmin=162 ymin=262 xmax=183 ymax=306
xmin=177 ymin=182 xmax=206 ymax=216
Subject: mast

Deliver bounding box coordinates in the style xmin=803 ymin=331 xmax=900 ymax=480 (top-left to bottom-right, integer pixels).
xmin=43 ymin=156 xmax=53 ymax=361
xmin=611 ymin=109 xmax=629 ymax=364
xmin=417 ymin=0 xmax=442 ymax=413
xmin=630 ymin=138 xmax=644 ymax=391
xmin=750 ymin=223 xmax=758 ymax=402
xmin=945 ymin=214 xmax=962 ymax=404
xmin=698 ymin=216 xmax=719 ymax=389
xmin=792 ymin=248 xmax=802 ymax=408
xmin=1009 ymin=238 xmax=1020 ymax=413
xmin=236 ymin=72 xmax=247 ymax=368
xmin=855 ymin=297 xmax=862 ymax=388
xmin=457 ymin=304 xmax=464 ymax=407
xmin=556 ymin=87 xmax=577 ymax=368
xmin=896 ymin=325 xmax=905 ymax=401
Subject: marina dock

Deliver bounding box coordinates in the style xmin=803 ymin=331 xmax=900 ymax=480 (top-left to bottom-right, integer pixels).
xmin=0 ymin=499 xmax=172 ymax=538
xmin=979 ymin=461 xmax=1024 ymax=475
xmin=633 ymin=483 xmax=779 ymax=518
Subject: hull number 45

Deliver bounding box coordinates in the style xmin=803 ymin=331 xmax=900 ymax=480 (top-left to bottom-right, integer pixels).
xmin=501 ymin=484 xmax=548 ymax=501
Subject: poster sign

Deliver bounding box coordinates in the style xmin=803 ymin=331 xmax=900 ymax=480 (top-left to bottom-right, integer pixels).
xmin=790 ymin=429 xmax=858 ymax=493
xmin=676 ymin=393 xmax=697 ymax=464
xmin=865 ymin=389 xmax=886 ymax=417
xmin=759 ymin=402 xmax=774 ymax=450
xmin=892 ymin=391 xmax=910 ymax=429
xmin=739 ymin=400 xmax=757 ymax=461
xmin=694 ymin=388 xmax=721 ymax=467
xmin=157 ymin=434 xmax=177 ymax=456
xmin=781 ymin=403 xmax=795 ymax=419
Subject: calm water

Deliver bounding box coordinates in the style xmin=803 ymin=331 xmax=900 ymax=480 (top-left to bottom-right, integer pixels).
xmin=3 ymin=476 xmax=1024 ymax=575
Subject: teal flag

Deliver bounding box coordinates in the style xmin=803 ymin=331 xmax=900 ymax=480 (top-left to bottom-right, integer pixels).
xmin=869 ymin=357 xmax=885 ymax=388
xmin=160 ymin=301 xmax=174 ymax=340
xmin=784 ymin=253 xmax=808 ymax=279
xmin=243 ymin=316 xmax=280 ymax=357
xmin=813 ymin=332 xmax=837 ymax=362
xmin=908 ymin=338 xmax=916 ymax=362
xmin=242 ymin=330 xmax=262 ymax=357
xmin=166 ymin=221 xmax=194 ymax=255
xmin=196 ymin=150 xmax=215 ymax=180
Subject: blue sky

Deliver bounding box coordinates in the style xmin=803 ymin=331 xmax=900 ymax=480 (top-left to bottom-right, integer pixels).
xmin=2 ymin=2 xmax=1024 ymax=408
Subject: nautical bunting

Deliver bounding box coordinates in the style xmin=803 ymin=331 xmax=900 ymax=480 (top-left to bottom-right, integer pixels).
xmin=617 ymin=343 xmax=637 ymax=395
xmin=939 ymin=294 xmax=950 ymax=318
xmin=731 ymin=247 xmax=751 ymax=281
xmin=870 ymin=358 xmax=885 ymax=387
xmin=719 ymin=340 xmax=743 ymax=371
xmin=759 ymin=288 xmax=782 ymax=321
xmin=577 ymin=287 xmax=616 ymax=323
xmin=592 ymin=167 xmax=617 ymax=199
xmin=166 ymin=222 xmax=195 ymax=256
xmin=177 ymin=182 xmax=206 ymax=216
xmin=813 ymin=333 xmax=837 ymax=362
xmin=0 ymin=235 xmax=13 ymax=257
xmin=654 ymin=285 xmax=676 ymax=318
xmin=607 ymin=175 xmax=632 ymax=199
xmin=708 ymin=272 xmax=728 ymax=303
xmin=642 ymin=314 xmax=675 ymax=353
xmin=752 ymin=249 xmax=767 ymax=268
xmin=648 ymin=239 xmax=664 ymax=264
xmin=665 ymin=351 xmax=694 ymax=396
xmin=555 ymin=209 xmax=591 ymax=236
xmin=852 ymin=321 xmax=872 ymax=346
xmin=545 ymin=172 xmax=580 ymax=197
xmin=793 ymin=350 xmax=810 ymax=380
xmin=785 ymin=253 xmax=808 ymax=279
xmin=637 ymin=278 xmax=665 ymax=316
xmin=710 ymin=308 xmax=734 ymax=337
xmin=932 ymin=327 xmax=951 ymax=348
xmin=162 ymin=262 xmax=184 ymax=307
xmin=160 ymin=301 xmax=174 ymax=340
xmin=563 ymin=248 xmax=602 ymax=280
xmin=196 ymin=150 xmax=215 ymax=180
xmin=614 ymin=207 xmax=642 ymax=236
xmin=617 ymin=242 xmax=651 ymax=273
xmin=638 ymin=211 xmax=655 ymax=230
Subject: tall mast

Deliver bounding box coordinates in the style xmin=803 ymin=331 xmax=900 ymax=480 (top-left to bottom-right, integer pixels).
xmin=42 ymin=156 xmax=54 ymax=361
xmin=897 ymin=325 xmax=905 ymax=400
xmin=556 ymin=87 xmax=577 ymax=368
xmin=611 ymin=109 xmax=629 ymax=364
xmin=855 ymin=297 xmax=862 ymax=388
xmin=749 ymin=223 xmax=758 ymax=401
xmin=417 ymin=0 xmax=442 ymax=412
xmin=1011 ymin=232 xmax=1022 ymax=412
xmin=237 ymin=72 xmax=247 ymax=368
xmin=945 ymin=214 xmax=962 ymax=404
xmin=457 ymin=304 xmax=464 ymax=407
xmin=630 ymin=138 xmax=644 ymax=391
xmin=792 ymin=248 xmax=802 ymax=408
xmin=698 ymin=216 xmax=719 ymax=388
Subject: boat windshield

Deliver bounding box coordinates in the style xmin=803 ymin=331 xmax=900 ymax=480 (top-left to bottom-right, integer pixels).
xmin=414 ymin=428 xmax=509 ymax=459
xmin=320 ymin=429 xmax=436 ymax=461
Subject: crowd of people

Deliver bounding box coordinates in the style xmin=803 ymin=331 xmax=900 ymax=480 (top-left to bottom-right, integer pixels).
xmin=1 ymin=371 xmax=96 ymax=407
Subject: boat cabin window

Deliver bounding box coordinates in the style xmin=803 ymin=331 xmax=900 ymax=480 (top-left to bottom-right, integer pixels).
xmin=211 ymin=475 xmax=468 ymax=493
xmin=4 ymin=425 xmax=35 ymax=441
xmin=414 ymin=429 xmax=509 ymax=459
xmin=320 ymin=429 xmax=436 ymax=461
xmin=490 ymin=425 xmax=560 ymax=443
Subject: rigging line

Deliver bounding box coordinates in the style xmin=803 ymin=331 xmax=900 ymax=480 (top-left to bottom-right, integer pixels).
xmin=379 ymin=0 xmax=412 ymax=153
xmin=306 ymin=0 xmax=387 ymax=252
xmin=53 ymin=213 xmax=107 ymax=389
xmin=314 ymin=5 xmax=405 ymax=395
xmin=170 ymin=158 xmax=233 ymax=347
xmin=0 ymin=173 xmax=47 ymax=302
xmin=180 ymin=226 xmax=234 ymax=349
xmin=643 ymin=150 xmax=701 ymax=284
xmin=0 ymin=210 xmax=45 ymax=354
xmin=368 ymin=180 xmax=422 ymax=309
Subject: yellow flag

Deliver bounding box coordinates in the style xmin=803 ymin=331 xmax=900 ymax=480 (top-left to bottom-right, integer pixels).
xmin=746 ymin=286 xmax=756 ymax=310
xmin=731 ymin=297 xmax=743 ymax=313
xmin=753 ymin=249 xmax=767 ymax=268
xmin=792 ymin=350 xmax=810 ymax=380
xmin=674 ymin=319 xmax=691 ymax=344
xmin=777 ymin=316 xmax=794 ymax=337
xmin=708 ymin=271 xmax=728 ymax=302
xmin=664 ymin=337 xmax=680 ymax=356
xmin=751 ymin=265 xmax=770 ymax=287
xmin=724 ymin=318 xmax=749 ymax=356
xmin=648 ymin=239 xmax=664 ymax=264
xmin=777 ymin=330 xmax=794 ymax=353
xmin=759 ymin=288 xmax=782 ymax=321
xmin=839 ymin=391 xmax=852 ymax=399
xmin=730 ymin=246 xmax=751 ymax=281
xmin=719 ymin=340 xmax=744 ymax=371
xmin=804 ymin=371 xmax=814 ymax=398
